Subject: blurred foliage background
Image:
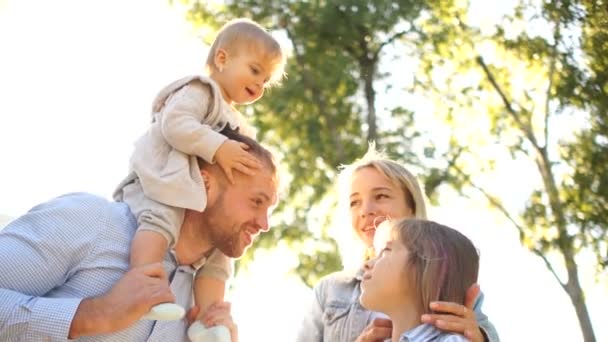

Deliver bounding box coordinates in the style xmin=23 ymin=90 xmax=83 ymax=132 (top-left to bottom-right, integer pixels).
xmin=174 ymin=1 xmax=606 ymax=340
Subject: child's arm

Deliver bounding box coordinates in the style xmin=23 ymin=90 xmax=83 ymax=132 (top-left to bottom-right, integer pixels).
xmin=160 ymin=81 xmax=227 ymax=164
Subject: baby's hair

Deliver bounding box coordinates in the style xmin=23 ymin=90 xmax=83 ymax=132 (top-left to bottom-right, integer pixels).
xmin=206 ymin=18 xmax=286 ymax=85
xmin=392 ymin=219 xmax=479 ymax=314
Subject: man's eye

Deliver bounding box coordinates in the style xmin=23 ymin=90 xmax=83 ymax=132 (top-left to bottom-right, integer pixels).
xmin=250 ymin=67 xmax=259 ymax=74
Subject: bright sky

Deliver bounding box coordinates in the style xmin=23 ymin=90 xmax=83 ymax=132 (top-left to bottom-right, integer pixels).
xmin=0 ymin=0 xmax=606 ymax=341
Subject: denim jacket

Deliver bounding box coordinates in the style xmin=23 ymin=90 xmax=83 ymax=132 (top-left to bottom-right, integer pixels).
xmin=296 ymin=268 xmax=500 ymax=342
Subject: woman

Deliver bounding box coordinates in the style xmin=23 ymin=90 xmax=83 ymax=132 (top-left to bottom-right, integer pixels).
xmin=296 ymin=147 xmax=499 ymax=342
xmin=360 ymin=218 xmax=480 ymax=342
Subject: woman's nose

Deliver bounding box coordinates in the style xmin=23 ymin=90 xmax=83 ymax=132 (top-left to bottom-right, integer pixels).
xmin=360 ymin=200 xmax=376 ymax=217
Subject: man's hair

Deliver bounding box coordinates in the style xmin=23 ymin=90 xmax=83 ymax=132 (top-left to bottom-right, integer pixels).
xmin=392 ymin=219 xmax=479 ymax=314
xmin=205 ymin=18 xmax=286 ymax=85
xmin=196 ymin=126 xmax=278 ymax=180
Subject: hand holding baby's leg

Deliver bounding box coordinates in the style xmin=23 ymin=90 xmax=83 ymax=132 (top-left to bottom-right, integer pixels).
xmin=188 ymin=302 xmax=236 ymax=342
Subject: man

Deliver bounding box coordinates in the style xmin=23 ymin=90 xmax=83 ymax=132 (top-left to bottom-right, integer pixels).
xmin=0 ymin=131 xmax=278 ymax=341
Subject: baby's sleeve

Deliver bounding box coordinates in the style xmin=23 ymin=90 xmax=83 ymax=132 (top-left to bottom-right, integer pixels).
xmin=160 ymin=82 xmax=227 ymax=163
xmin=195 ymin=249 xmax=233 ymax=282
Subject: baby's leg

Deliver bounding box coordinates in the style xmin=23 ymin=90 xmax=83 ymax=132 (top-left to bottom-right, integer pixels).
xmin=194 ymin=275 xmax=226 ymax=319
xmin=188 ymin=275 xmax=231 ymax=342
xmin=129 ymin=229 xmax=169 ymax=268
xmin=130 ymin=230 xmax=169 ymax=267
xmin=116 ymin=177 xmax=185 ymax=320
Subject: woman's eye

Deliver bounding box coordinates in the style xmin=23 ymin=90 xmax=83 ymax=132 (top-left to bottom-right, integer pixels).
xmin=350 ymin=200 xmax=360 ymax=207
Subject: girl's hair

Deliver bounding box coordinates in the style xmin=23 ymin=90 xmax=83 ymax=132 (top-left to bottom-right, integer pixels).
xmin=392 ymin=219 xmax=479 ymax=314
xmin=205 ymin=18 xmax=286 ymax=85
xmin=334 ymin=144 xmax=429 ymax=267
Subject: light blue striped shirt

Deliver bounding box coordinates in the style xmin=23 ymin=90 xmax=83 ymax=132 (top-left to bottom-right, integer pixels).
xmin=391 ymin=323 xmax=468 ymax=341
xmin=0 ymin=193 xmax=195 ymax=341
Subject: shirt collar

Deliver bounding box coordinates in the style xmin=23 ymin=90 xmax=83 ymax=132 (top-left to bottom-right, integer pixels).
xmin=398 ymin=323 xmax=443 ymax=341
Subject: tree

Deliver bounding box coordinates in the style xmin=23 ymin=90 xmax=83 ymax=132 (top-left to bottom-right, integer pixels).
xmin=179 ymin=0 xmax=428 ymax=285
xmin=415 ymin=1 xmax=606 ymax=340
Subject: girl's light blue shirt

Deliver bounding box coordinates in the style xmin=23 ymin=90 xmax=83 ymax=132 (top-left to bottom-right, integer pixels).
xmin=296 ymin=269 xmax=500 ymax=342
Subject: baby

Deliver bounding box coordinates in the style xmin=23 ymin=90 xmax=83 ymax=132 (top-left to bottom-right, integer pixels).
xmin=114 ymin=18 xmax=285 ymax=341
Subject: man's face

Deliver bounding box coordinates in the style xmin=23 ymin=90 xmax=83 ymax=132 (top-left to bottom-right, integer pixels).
xmin=203 ymin=166 xmax=278 ymax=258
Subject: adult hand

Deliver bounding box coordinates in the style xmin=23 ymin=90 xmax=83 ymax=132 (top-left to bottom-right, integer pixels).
xmin=420 ymin=284 xmax=485 ymax=342
xmin=186 ymin=305 xmax=201 ymax=325
xmin=355 ymin=318 xmax=392 ymax=342
xmin=215 ymin=139 xmax=261 ymax=184
xmin=69 ymin=263 xmax=175 ymax=338
xmin=200 ymin=301 xmax=238 ymax=342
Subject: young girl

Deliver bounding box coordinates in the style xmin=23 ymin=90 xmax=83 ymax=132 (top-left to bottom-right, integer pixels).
xmin=113 ymin=18 xmax=285 ymax=341
xmin=360 ymin=219 xmax=480 ymax=342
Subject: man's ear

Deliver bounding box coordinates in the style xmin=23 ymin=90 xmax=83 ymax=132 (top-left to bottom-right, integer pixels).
xmin=201 ymin=167 xmax=221 ymax=205
xmin=201 ymin=168 xmax=215 ymax=198
xmin=214 ymin=48 xmax=228 ymax=71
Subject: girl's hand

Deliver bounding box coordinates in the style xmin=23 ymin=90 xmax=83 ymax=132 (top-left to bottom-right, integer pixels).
xmin=420 ymin=284 xmax=486 ymax=342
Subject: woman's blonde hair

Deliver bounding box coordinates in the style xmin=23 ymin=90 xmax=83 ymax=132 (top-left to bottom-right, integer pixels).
xmin=392 ymin=219 xmax=479 ymax=314
xmin=205 ymin=18 xmax=286 ymax=86
xmin=334 ymin=144 xmax=429 ymax=267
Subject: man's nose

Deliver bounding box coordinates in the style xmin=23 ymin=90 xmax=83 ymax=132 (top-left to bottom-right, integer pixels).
xmin=257 ymin=213 xmax=270 ymax=232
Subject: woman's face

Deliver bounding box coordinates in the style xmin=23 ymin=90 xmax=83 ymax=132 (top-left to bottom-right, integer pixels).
xmin=360 ymin=222 xmax=413 ymax=313
xmin=349 ymin=167 xmax=413 ymax=247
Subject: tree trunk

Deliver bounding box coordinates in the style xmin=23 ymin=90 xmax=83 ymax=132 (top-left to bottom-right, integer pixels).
xmin=536 ymin=148 xmax=597 ymax=342
xmin=362 ymin=62 xmax=377 ymax=143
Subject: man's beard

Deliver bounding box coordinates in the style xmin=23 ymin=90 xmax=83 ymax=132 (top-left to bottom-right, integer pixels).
xmin=203 ymin=191 xmax=243 ymax=258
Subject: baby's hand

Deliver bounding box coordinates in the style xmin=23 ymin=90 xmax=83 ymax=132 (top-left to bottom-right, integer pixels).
xmin=214 ymin=139 xmax=262 ymax=184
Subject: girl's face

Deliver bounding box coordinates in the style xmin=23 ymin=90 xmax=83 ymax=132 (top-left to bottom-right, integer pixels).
xmin=349 ymin=167 xmax=413 ymax=247
xmin=360 ymin=222 xmax=413 ymax=312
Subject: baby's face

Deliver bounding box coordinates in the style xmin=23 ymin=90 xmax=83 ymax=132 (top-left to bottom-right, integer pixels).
xmin=217 ymin=48 xmax=279 ymax=105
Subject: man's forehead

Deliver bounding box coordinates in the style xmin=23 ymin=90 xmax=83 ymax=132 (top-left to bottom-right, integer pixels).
xmin=243 ymin=168 xmax=279 ymax=203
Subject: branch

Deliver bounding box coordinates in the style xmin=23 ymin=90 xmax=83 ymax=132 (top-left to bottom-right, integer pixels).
xmin=453 ymin=164 xmax=526 ymax=236
xmin=373 ymin=29 xmax=411 ymax=62
xmin=544 ymin=14 xmax=562 ymax=151
xmin=476 ymin=56 xmax=541 ymax=150
xmin=531 ymin=248 xmax=568 ymax=290
xmin=451 ymin=163 xmax=567 ymax=288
